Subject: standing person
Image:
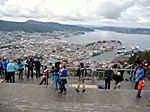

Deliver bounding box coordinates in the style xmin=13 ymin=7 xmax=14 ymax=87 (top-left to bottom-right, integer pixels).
xmin=130 ymin=63 xmax=140 ymax=81
xmin=58 ymin=64 xmax=67 ymax=94
xmin=54 ymin=61 xmax=61 ymax=89
xmin=104 ymin=67 xmax=114 ymax=89
xmin=6 ymin=60 xmax=16 ymax=83
xmin=134 ymin=64 xmax=144 ymax=90
xmin=39 ymin=66 xmax=49 ymax=85
xmin=2 ymin=57 xmax=9 ymax=79
xmin=26 ymin=57 xmax=34 ymax=79
xmin=91 ymin=61 xmax=97 ymax=83
xmin=76 ymin=63 xmax=87 ymax=93
xmin=18 ymin=59 xmax=25 ymax=80
xmin=0 ymin=58 xmax=2 ymax=77
xmin=136 ymin=78 xmax=145 ymax=98
xmin=141 ymin=59 xmax=149 ymax=78
xmin=34 ymin=58 xmax=41 ymax=78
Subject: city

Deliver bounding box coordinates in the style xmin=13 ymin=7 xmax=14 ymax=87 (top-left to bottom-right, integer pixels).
xmin=0 ymin=31 xmax=122 ymax=66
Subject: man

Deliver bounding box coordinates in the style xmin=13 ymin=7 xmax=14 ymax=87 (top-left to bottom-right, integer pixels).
xmin=104 ymin=67 xmax=113 ymax=89
xmin=59 ymin=64 xmax=67 ymax=94
xmin=26 ymin=57 xmax=34 ymax=79
xmin=34 ymin=58 xmax=41 ymax=78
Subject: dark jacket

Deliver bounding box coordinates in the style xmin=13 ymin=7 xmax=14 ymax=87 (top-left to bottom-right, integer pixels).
xmin=34 ymin=60 xmax=41 ymax=70
xmin=104 ymin=69 xmax=113 ymax=80
xmin=113 ymin=70 xmax=124 ymax=83
xmin=77 ymin=67 xmax=87 ymax=77
xmin=26 ymin=59 xmax=34 ymax=69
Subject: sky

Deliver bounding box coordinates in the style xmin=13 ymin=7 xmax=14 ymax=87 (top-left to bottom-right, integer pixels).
xmin=0 ymin=0 xmax=150 ymax=27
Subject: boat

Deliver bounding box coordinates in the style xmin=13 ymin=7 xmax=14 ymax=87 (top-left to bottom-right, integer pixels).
xmin=117 ymin=46 xmax=127 ymax=54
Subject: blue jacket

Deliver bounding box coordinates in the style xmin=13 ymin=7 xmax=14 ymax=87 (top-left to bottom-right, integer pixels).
xmin=59 ymin=68 xmax=67 ymax=77
xmin=18 ymin=62 xmax=24 ymax=70
xmin=134 ymin=68 xmax=144 ymax=82
xmin=2 ymin=60 xmax=9 ymax=70
xmin=7 ymin=63 xmax=16 ymax=72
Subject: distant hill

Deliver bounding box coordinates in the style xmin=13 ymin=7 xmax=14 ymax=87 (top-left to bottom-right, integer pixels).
xmin=0 ymin=20 xmax=94 ymax=32
xmin=94 ymin=26 xmax=150 ymax=35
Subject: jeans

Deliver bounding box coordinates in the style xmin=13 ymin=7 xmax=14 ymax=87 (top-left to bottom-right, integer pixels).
xmin=59 ymin=79 xmax=67 ymax=92
xmin=27 ymin=68 xmax=33 ymax=79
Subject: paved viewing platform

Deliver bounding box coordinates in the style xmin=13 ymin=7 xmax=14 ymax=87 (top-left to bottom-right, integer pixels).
xmin=0 ymin=77 xmax=150 ymax=112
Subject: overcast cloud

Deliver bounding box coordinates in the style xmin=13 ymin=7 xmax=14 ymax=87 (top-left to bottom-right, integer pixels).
xmin=0 ymin=0 xmax=149 ymax=27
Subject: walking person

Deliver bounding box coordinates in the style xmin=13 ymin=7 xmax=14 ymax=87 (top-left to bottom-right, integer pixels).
xmin=136 ymin=77 xmax=145 ymax=98
xmin=26 ymin=57 xmax=34 ymax=79
xmin=58 ymin=64 xmax=67 ymax=94
xmin=39 ymin=66 xmax=49 ymax=85
xmin=113 ymin=64 xmax=124 ymax=89
xmin=76 ymin=62 xmax=87 ymax=93
xmin=18 ymin=59 xmax=25 ymax=80
xmin=113 ymin=70 xmax=124 ymax=89
xmin=104 ymin=67 xmax=113 ymax=89
xmin=6 ymin=60 xmax=16 ymax=83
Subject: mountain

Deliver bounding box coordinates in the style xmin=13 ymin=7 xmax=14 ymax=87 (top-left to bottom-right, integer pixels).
xmin=0 ymin=20 xmax=94 ymax=32
xmin=94 ymin=26 xmax=150 ymax=35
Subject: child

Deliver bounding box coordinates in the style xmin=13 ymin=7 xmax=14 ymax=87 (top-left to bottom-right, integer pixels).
xmin=39 ymin=66 xmax=49 ymax=85
xmin=136 ymin=78 xmax=145 ymax=98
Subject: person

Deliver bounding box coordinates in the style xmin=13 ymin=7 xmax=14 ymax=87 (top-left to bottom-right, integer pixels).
xmin=76 ymin=62 xmax=87 ymax=93
xmin=6 ymin=60 xmax=16 ymax=83
xmin=104 ymin=67 xmax=113 ymax=89
xmin=113 ymin=67 xmax=124 ymax=89
xmin=50 ymin=66 xmax=57 ymax=89
xmin=53 ymin=61 xmax=61 ymax=90
xmin=34 ymin=58 xmax=41 ymax=78
xmin=141 ymin=59 xmax=149 ymax=78
xmin=91 ymin=61 xmax=97 ymax=83
xmin=26 ymin=57 xmax=34 ymax=79
xmin=130 ymin=63 xmax=140 ymax=81
xmin=18 ymin=59 xmax=25 ymax=80
xmin=0 ymin=59 xmax=2 ymax=77
xmin=39 ymin=66 xmax=49 ymax=85
xmin=134 ymin=64 xmax=144 ymax=90
xmin=58 ymin=64 xmax=67 ymax=94
xmin=136 ymin=77 xmax=145 ymax=98
xmin=2 ymin=57 xmax=9 ymax=79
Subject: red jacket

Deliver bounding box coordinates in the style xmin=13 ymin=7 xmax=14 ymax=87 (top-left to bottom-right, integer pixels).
xmin=138 ymin=80 xmax=145 ymax=90
xmin=42 ymin=68 xmax=49 ymax=77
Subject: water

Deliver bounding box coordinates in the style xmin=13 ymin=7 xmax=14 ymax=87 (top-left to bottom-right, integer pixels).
xmin=62 ymin=30 xmax=150 ymax=51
